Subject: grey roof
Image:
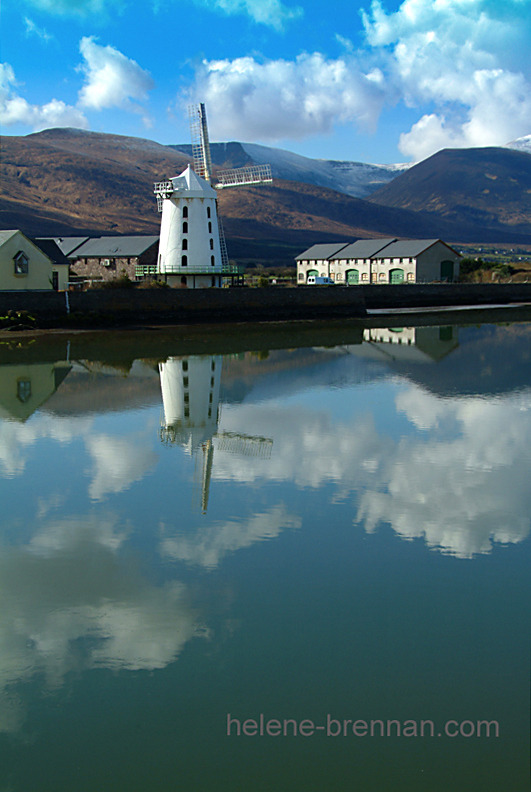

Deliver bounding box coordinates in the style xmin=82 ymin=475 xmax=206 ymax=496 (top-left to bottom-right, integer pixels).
xmin=370 ymin=239 xmax=445 ymax=258
xmin=32 ymin=238 xmax=70 ymax=266
xmin=73 ymin=236 xmax=159 ymax=257
xmin=295 ymin=243 xmax=350 ymax=261
xmin=329 ymin=238 xmax=397 ymax=260
xmin=49 ymin=237 xmax=90 ymax=257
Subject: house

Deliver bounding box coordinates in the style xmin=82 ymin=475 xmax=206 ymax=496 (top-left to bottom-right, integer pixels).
xmin=64 ymin=236 xmax=159 ymax=285
xmin=296 ymin=239 xmax=461 ymax=284
xmin=0 ymin=230 xmax=69 ymax=291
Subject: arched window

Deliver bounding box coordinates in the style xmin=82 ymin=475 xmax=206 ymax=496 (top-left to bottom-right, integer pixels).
xmin=211 ymin=255 xmax=215 ymax=266
xmin=182 ymin=239 xmax=188 ymax=250
xmin=207 ymin=206 xmax=211 ymax=218
xmin=209 ymin=238 xmax=214 ymax=250
xmin=182 ymin=222 xmax=188 ymax=233
xmin=208 ymin=222 xmax=212 ymax=233
xmin=181 ymin=255 xmax=187 ymax=267
xmin=183 ymin=206 xmax=188 ymax=218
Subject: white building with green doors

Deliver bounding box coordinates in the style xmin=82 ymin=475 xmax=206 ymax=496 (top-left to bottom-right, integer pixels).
xmin=296 ymin=238 xmax=461 ymax=285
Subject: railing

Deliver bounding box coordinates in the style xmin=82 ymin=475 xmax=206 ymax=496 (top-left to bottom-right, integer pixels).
xmin=136 ymin=262 xmax=243 ymax=276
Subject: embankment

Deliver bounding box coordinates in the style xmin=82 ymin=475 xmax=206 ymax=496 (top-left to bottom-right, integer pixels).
xmin=1 ymin=282 xmax=531 ymax=329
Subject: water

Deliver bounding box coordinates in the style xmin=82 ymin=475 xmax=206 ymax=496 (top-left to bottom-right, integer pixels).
xmin=0 ymin=318 xmax=529 ymax=791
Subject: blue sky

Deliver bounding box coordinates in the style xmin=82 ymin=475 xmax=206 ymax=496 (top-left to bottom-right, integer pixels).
xmin=1 ymin=0 xmax=530 ymax=163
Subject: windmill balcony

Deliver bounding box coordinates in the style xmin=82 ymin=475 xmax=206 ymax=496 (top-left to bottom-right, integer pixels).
xmin=152 ymin=262 xmax=243 ymax=275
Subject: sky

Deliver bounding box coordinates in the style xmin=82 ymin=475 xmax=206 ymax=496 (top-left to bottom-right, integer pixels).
xmin=1 ymin=0 xmax=531 ymax=164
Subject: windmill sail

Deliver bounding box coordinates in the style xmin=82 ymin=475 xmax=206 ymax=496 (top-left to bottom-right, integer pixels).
xmin=216 ymin=164 xmax=272 ymax=189
xmin=188 ymin=103 xmax=213 ymax=183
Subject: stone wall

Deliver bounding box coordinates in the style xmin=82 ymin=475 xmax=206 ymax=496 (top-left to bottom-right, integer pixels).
xmin=1 ymin=282 xmax=530 ymax=328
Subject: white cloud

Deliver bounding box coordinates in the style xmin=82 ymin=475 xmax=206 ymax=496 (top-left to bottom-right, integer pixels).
xmin=160 ymin=504 xmax=301 ymax=568
xmin=86 ymin=432 xmax=158 ymax=500
xmin=22 ymin=0 xmax=123 ymax=15
xmin=24 ymin=16 xmax=53 ymax=42
xmin=0 ymin=515 xmax=207 ymax=731
xmin=186 ymin=0 xmax=531 ymax=158
xmin=77 ymin=36 xmax=154 ymax=112
xmin=361 ymin=0 xmax=531 ymax=159
xmin=197 ymin=0 xmax=302 ymax=29
xmin=0 ymin=62 xmax=88 ymax=130
xmin=189 ymin=53 xmax=386 ymax=141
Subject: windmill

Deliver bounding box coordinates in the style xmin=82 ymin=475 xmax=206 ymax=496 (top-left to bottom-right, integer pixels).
xmin=154 ymin=103 xmax=272 ymax=288
xmin=158 ymin=354 xmax=273 ymax=513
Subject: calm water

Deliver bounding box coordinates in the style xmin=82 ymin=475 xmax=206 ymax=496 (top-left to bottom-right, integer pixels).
xmin=0 ymin=318 xmax=529 ymax=791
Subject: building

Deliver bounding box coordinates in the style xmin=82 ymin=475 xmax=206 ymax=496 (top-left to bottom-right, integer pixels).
xmin=0 ymin=230 xmax=69 ymax=291
xmin=64 ymin=236 xmax=159 ymax=285
xmin=155 ymin=165 xmax=223 ymax=289
xmin=296 ymin=238 xmax=461 ymax=284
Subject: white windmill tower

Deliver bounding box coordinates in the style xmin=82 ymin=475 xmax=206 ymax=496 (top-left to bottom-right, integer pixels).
xmin=154 ymin=103 xmax=272 ymax=289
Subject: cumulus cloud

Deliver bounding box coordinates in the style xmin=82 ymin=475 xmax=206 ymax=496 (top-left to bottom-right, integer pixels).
xmin=187 ymin=0 xmax=531 ymax=159
xmin=0 ymin=62 xmax=88 ymax=130
xmin=361 ymin=0 xmax=531 ymax=159
xmin=190 ymin=54 xmax=386 ymax=141
xmin=77 ymin=36 xmax=154 ymax=112
xmin=0 ymin=515 xmax=206 ymax=731
xmin=86 ymin=432 xmax=158 ymax=500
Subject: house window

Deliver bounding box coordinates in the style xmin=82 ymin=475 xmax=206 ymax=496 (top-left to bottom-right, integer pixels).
xmin=181 ymin=255 xmax=188 ymax=266
xmin=17 ymin=379 xmax=31 ymax=403
xmin=361 ymin=273 xmax=369 ymax=281
xmin=183 ymin=206 xmax=188 ymax=218
xmin=182 ymin=239 xmax=188 ymax=250
xmin=183 ymin=222 xmax=188 ymax=233
xmin=298 ymin=273 xmax=304 ymax=280
xmin=14 ymin=251 xmax=29 ymax=275
xmin=379 ymin=272 xmax=386 ymax=281
xmin=407 ymin=272 xmax=415 ymax=281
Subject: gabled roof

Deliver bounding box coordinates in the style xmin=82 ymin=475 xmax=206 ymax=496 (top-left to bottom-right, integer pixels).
xmin=330 ymin=238 xmax=397 ymax=260
xmin=370 ymin=239 xmax=447 ymax=258
xmin=0 ymin=230 xmax=19 ymax=248
xmin=72 ymin=235 xmax=159 ymax=257
xmin=32 ymin=238 xmax=70 ymax=266
xmin=295 ymin=243 xmax=350 ymax=261
xmin=50 ymin=237 xmax=90 ymax=257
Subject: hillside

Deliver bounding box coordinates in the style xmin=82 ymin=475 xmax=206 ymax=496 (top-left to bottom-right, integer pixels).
xmin=369 ymin=147 xmax=531 ymax=237
xmin=2 ymin=129 xmax=531 ymax=266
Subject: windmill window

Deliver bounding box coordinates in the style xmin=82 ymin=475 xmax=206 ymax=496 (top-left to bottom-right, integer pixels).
xmin=182 ymin=222 xmax=188 ymax=233
xmin=183 ymin=377 xmax=189 ymax=387
xmin=182 ymin=361 xmax=188 ymax=371
xmin=183 ymin=206 xmax=188 ymax=218
xmin=181 ymin=255 xmax=188 ymax=266
xmin=209 ymin=239 xmax=214 ymax=250
xmin=211 ymin=256 xmax=215 ymax=266
xmin=208 ymin=222 xmax=212 ymax=233
xmin=208 ymin=407 xmax=212 ymax=418
xmin=210 ymin=377 xmax=215 ymax=387
xmin=184 ymin=407 xmax=189 ymax=418
xmin=184 ymin=392 xmax=189 ymax=403
xmin=207 ymin=207 xmax=211 ymax=218
xmin=14 ymin=251 xmax=29 ymax=275
xmin=211 ymin=361 xmax=215 ymax=371
xmin=209 ymin=393 xmax=213 ymax=403
xmin=182 ymin=239 xmax=188 ymax=250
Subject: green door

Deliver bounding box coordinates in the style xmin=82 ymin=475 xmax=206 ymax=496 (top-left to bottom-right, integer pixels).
xmin=390 ymin=268 xmax=404 ymax=284
xmin=307 ymin=269 xmax=318 ymax=282
xmin=346 ymin=269 xmax=359 ymax=285
xmin=441 ymin=260 xmax=454 ymax=282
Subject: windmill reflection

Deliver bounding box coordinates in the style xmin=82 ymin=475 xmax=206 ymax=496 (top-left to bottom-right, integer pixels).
xmin=159 ymin=355 xmax=272 ymax=513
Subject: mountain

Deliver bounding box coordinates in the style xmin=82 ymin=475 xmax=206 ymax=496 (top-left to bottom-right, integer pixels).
xmin=2 ymin=129 xmax=531 ymax=266
xmin=505 ymin=135 xmax=531 ymax=155
xmin=170 ymin=141 xmax=409 ymax=198
xmin=369 ymin=147 xmax=531 ymax=237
